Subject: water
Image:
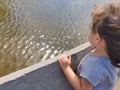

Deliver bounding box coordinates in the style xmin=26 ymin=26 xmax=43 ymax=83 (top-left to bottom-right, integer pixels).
xmin=0 ymin=0 xmax=105 ymax=77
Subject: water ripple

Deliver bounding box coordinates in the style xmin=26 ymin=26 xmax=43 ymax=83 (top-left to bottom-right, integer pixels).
xmin=0 ymin=0 xmax=105 ymax=77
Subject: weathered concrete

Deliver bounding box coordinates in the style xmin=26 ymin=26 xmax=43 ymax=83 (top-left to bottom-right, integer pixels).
xmin=0 ymin=42 xmax=119 ymax=90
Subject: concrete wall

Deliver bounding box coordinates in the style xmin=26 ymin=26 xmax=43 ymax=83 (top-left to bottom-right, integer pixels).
xmin=0 ymin=42 xmax=119 ymax=90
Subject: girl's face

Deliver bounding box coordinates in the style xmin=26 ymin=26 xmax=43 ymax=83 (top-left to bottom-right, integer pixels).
xmin=89 ymin=31 xmax=107 ymax=51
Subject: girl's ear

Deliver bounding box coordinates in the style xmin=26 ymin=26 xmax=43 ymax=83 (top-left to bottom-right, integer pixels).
xmin=95 ymin=33 xmax=101 ymax=44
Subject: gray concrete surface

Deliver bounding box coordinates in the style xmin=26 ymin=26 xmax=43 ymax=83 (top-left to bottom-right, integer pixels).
xmin=0 ymin=42 xmax=119 ymax=90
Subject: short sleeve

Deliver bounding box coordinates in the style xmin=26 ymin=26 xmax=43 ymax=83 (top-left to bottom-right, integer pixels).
xmin=79 ymin=61 xmax=106 ymax=86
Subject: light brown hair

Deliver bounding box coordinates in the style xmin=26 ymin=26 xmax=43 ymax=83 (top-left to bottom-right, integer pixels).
xmin=91 ymin=1 xmax=120 ymax=67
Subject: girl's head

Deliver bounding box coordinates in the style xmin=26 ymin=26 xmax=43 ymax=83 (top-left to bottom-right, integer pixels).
xmin=90 ymin=1 xmax=120 ymax=67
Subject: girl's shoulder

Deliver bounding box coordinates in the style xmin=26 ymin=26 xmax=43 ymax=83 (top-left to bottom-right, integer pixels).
xmin=80 ymin=53 xmax=115 ymax=72
xmin=81 ymin=53 xmax=111 ymax=65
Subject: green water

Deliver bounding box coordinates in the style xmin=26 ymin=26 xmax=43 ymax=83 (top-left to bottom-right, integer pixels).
xmin=0 ymin=0 xmax=104 ymax=77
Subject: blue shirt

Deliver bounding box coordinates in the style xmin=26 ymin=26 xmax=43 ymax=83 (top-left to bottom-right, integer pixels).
xmin=77 ymin=53 xmax=118 ymax=90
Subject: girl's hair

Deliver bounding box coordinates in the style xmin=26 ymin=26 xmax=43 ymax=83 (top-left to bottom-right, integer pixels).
xmin=91 ymin=1 xmax=120 ymax=67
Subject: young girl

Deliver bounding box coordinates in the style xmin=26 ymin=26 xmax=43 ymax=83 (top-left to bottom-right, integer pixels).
xmin=57 ymin=1 xmax=120 ymax=90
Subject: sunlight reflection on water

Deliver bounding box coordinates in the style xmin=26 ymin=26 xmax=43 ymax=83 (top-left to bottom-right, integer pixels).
xmin=0 ymin=0 xmax=104 ymax=77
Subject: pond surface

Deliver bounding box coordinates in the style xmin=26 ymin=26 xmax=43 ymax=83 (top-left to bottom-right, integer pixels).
xmin=0 ymin=0 xmax=104 ymax=77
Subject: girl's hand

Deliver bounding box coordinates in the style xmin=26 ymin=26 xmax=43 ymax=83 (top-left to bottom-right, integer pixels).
xmin=57 ymin=54 xmax=71 ymax=71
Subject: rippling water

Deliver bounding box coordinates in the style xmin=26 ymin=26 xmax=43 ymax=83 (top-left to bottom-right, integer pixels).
xmin=0 ymin=0 xmax=105 ymax=77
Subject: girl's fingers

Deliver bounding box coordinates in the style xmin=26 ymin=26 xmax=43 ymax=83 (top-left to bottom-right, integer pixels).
xmin=67 ymin=55 xmax=71 ymax=60
xmin=59 ymin=54 xmax=70 ymax=59
xmin=57 ymin=55 xmax=71 ymax=70
xmin=57 ymin=55 xmax=65 ymax=63
xmin=57 ymin=54 xmax=71 ymax=63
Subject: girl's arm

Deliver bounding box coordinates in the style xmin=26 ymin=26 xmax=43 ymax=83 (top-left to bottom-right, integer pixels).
xmin=58 ymin=55 xmax=93 ymax=90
